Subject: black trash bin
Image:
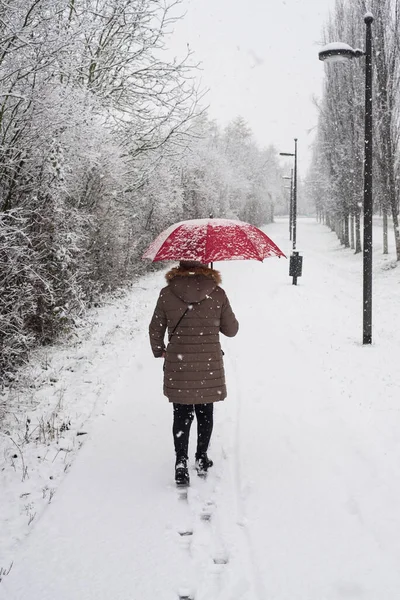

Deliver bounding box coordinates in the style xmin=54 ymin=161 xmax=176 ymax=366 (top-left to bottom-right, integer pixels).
xmin=289 ymin=251 xmax=303 ymax=285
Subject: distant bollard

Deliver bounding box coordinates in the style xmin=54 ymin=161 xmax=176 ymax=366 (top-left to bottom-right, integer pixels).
xmin=289 ymin=251 xmax=303 ymax=285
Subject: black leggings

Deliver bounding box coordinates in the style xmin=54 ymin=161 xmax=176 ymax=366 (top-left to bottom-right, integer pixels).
xmin=173 ymin=403 xmax=214 ymax=460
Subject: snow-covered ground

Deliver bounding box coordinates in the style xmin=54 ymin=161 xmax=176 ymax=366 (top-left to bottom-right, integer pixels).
xmin=1 ymin=218 xmax=400 ymax=600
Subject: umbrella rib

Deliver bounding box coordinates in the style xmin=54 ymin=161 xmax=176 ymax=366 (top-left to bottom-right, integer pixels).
xmin=239 ymin=227 xmax=263 ymax=261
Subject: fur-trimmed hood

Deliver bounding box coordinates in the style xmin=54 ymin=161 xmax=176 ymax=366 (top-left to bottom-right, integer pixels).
xmin=165 ymin=265 xmax=222 ymax=304
xmin=165 ymin=265 xmax=221 ymax=285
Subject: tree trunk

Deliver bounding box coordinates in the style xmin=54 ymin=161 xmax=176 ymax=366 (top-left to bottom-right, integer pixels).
xmin=380 ymin=147 xmax=400 ymax=260
xmin=388 ymin=165 xmax=400 ymax=260
xmin=355 ymin=209 xmax=362 ymax=254
xmin=392 ymin=213 xmax=400 ymax=260
xmin=383 ymin=204 xmax=388 ymax=254
xmin=336 ymin=219 xmax=341 ymax=241
xmin=344 ymin=213 xmax=350 ymax=248
xmin=339 ymin=218 xmax=345 ymax=245
xmin=350 ymin=214 xmax=355 ymax=249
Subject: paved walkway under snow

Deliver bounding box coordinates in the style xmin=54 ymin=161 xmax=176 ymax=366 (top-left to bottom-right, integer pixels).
xmin=2 ymin=219 xmax=400 ymax=600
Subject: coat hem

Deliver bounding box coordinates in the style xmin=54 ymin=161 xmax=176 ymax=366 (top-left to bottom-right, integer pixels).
xmin=166 ymin=396 xmax=226 ymax=404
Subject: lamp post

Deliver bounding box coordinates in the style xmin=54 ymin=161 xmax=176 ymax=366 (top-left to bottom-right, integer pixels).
xmin=280 ymin=140 xmax=301 ymax=285
xmin=319 ymin=13 xmax=373 ymax=345
xmin=282 ymin=171 xmax=293 ymax=240
xmin=280 ymin=139 xmax=298 ymax=250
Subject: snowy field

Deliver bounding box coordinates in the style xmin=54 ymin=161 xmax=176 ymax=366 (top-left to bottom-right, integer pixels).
xmin=1 ymin=218 xmax=400 ymax=600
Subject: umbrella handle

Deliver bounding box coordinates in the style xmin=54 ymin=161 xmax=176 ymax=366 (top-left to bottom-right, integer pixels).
xmin=209 ymin=213 xmax=213 ymax=269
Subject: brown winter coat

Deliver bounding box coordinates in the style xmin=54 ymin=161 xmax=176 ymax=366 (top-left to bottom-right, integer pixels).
xmin=149 ymin=265 xmax=239 ymax=404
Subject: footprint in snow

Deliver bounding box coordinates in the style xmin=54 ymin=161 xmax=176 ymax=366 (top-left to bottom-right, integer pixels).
xmin=200 ymin=500 xmax=215 ymax=521
xmin=177 ymin=529 xmax=193 ymax=550
xmin=178 ymin=586 xmax=195 ymax=600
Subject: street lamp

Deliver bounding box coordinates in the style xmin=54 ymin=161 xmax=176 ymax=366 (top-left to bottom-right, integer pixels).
xmin=280 ymin=140 xmax=298 ymax=250
xmin=280 ymin=140 xmax=302 ymax=285
xmin=319 ymin=12 xmax=373 ymax=345
xmin=282 ymin=172 xmax=293 ymax=240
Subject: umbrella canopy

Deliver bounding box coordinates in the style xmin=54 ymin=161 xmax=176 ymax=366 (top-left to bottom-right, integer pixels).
xmin=142 ymin=218 xmax=286 ymax=262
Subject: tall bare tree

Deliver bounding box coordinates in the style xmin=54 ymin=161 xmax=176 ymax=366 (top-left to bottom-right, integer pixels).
xmin=369 ymin=0 xmax=400 ymax=260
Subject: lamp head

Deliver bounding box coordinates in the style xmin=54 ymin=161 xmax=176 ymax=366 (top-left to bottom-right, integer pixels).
xmin=319 ymin=42 xmax=364 ymax=64
xmin=364 ymin=12 xmax=373 ymax=25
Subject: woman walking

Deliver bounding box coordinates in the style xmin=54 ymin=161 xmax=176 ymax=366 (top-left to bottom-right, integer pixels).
xmin=149 ymin=260 xmax=239 ymax=485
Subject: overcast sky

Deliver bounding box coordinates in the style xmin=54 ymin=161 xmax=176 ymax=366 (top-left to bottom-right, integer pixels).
xmin=168 ymin=0 xmax=336 ymax=175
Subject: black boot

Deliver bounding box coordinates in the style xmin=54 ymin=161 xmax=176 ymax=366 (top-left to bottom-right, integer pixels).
xmin=175 ymin=456 xmax=190 ymax=486
xmin=195 ymin=453 xmax=213 ymax=477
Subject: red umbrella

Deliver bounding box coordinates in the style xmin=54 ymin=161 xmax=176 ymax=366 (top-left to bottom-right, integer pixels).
xmin=142 ymin=218 xmax=286 ymax=262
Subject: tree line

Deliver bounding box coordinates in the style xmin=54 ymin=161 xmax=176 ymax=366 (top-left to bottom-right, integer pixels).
xmin=307 ymin=0 xmax=400 ymax=260
xmin=0 ymin=1 xmax=284 ymax=384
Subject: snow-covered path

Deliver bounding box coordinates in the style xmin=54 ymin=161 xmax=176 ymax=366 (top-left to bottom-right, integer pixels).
xmin=2 ymin=219 xmax=400 ymax=600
